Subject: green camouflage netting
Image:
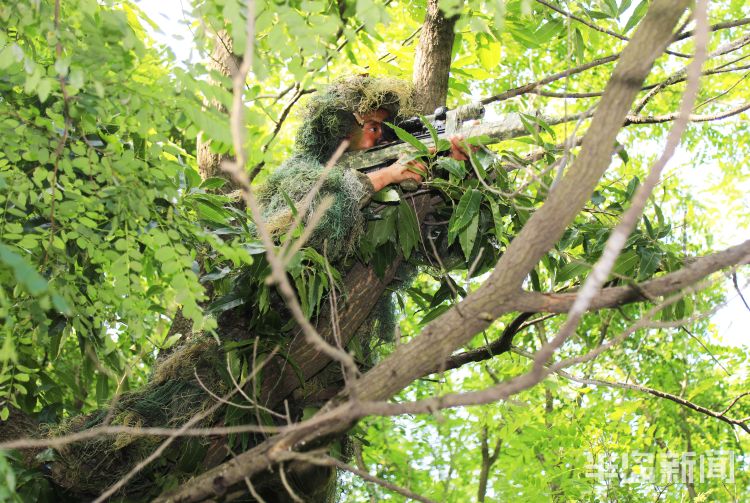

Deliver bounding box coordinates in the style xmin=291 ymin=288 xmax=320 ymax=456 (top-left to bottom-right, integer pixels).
xmin=256 ymin=156 xmax=372 ymax=261
xmin=294 ymin=76 xmax=417 ymax=162
xmin=45 ymin=338 xmax=226 ymax=496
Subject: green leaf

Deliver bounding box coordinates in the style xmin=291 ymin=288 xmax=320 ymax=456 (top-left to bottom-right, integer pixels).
xmin=601 ymin=0 xmax=619 ymax=18
xmin=421 ymin=115 xmax=439 ymax=145
xmin=573 ymin=28 xmax=585 ymax=61
xmin=368 ymin=207 xmax=397 ymax=248
xmin=612 ymin=249 xmax=639 ymax=277
xmin=448 ymin=189 xmax=482 ymax=244
xmin=435 ymin=157 xmax=466 ymax=180
xmin=37 ymin=78 xmax=54 ymax=103
xmin=643 ymin=215 xmax=655 ymax=239
xmin=624 ymin=0 xmax=649 ymax=32
xmin=207 ymin=293 xmax=246 ymax=314
xmin=534 ymin=19 xmax=563 ymax=44
xmin=459 ymin=213 xmax=479 ymax=261
xmin=371 ymin=188 xmax=401 ymax=204
xmin=556 ymin=260 xmax=591 ymax=284
xmin=196 ymin=201 xmax=231 ymax=225
xmin=626 ymin=176 xmax=640 ymax=200
xmin=637 ymin=248 xmax=661 ymax=281
xmin=489 ymin=199 xmax=506 ymax=244
xmin=0 ymin=407 xmax=8 ymax=421
xmin=397 ymin=201 xmax=420 ymax=260
xmin=96 ymin=373 xmax=109 ymax=406
xmin=200 ymin=177 xmax=228 ymax=190
xmin=0 ymin=244 xmax=48 ymax=296
xmin=51 ymin=293 xmax=73 ymax=316
xmin=385 ymin=122 xmax=429 ymax=154
xmin=419 ymin=304 xmax=451 ymax=325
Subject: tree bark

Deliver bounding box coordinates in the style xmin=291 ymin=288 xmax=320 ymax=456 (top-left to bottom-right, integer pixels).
xmin=197 ymin=31 xmax=240 ymax=187
xmin=412 ymin=0 xmax=461 ymax=113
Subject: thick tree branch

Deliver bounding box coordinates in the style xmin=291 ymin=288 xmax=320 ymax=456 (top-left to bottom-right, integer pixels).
xmin=344 ymin=0 xmax=691 ymax=407
xmin=427 ymin=243 xmax=750 ymax=374
xmin=508 ymin=239 xmax=750 ymax=313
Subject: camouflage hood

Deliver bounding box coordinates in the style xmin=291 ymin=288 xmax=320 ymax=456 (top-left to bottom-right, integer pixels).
xmin=294 ymin=76 xmax=418 ymax=162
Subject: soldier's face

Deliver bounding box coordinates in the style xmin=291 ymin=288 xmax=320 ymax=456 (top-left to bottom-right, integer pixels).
xmin=347 ymin=108 xmax=390 ymax=151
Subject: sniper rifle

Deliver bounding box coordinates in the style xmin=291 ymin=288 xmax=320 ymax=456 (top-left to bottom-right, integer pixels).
xmin=337 ymin=104 xmax=593 ymax=175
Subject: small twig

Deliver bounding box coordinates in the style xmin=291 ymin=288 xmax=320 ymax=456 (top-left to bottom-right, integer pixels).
xmin=480 ymin=54 xmax=620 ymax=105
xmin=679 ymin=326 xmax=731 ymax=376
xmin=732 ymin=273 xmax=750 ymax=313
xmin=248 ymin=86 xmax=315 ymax=181
xmin=626 ymin=102 xmax=750 ymax=124
xmin=634 ymin=32 xmax=750 ymax=113
xmin=534 ymin=0 xmax=627 ymax=42
xmin=511 ymin=346 xmax=750 ymax=433
xmin=719 ymin=392 xmax=750 ymax=417
xmin=244 ymin=476 xmax=268 ymax=503
xmin=465 ymin=247 xmax=485 ymax=293
xmin=278 ymin=462 xmax=304 ymax=503
xmin=288 ymin=452 xmax=439 ymax=503
xmin=694 ymin=71 xmax=749 ymax=110
xmin=674 ymin=17 xmax=750 ymax=42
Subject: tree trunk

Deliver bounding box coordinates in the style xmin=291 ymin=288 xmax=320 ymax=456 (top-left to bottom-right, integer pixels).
xmin=412 ymin=0 xmax=461 ymax=113
xmin=197 ymin=30 xmax=240 ymax=187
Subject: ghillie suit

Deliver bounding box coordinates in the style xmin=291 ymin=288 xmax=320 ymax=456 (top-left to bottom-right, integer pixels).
xmin=258 ymin=75 xmax=418 ymax=262
xmin=42 ymin=338 xmax=228 ymax=498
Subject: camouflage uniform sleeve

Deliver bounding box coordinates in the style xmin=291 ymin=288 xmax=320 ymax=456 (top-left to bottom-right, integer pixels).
xmin=351 ymin=170 xmax=375 ymax=209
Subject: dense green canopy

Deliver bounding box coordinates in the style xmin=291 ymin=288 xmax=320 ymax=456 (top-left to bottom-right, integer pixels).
xmin=0 ymin=0 xmax=748 ymax=501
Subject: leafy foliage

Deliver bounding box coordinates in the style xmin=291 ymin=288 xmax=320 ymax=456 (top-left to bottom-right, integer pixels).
xmin=0 ymin=0 xmax=749 ymax=500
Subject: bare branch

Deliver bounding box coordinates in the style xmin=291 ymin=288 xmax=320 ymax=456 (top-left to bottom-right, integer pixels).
xmin=279 ymin=462 xmax=305 ymax=503
xmin=508 ymin=240 xmax=750 ymax=313
xmin=510 ymin=346 xmax=750 ymax=433
xmin=480 ymin=54 xmax=619 ymax=105
xmin=626 ymin=101 xmax=750 ymax=124
xmin=534 ymin=0 xmax=627 ymax=42
xmin=0 ymin=422 xmax=285 ymax=452
xmin=634 ymin=32 xmax=750 ymax=113
xmin=732 ymin=272 xmax=750 ymax=313
xmin=719 ymin=392 xmax=750 ymax=416
xmin=679 ymin=326 xmax=731 ymax=376
xmin=674 ymin=17 xmax=750 ymax=42
xmin=248 ymin=86 xmax=315 ymax=182
xmin=288 ymin=452 xmax=439 ymax=503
